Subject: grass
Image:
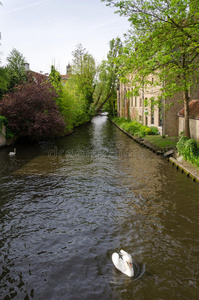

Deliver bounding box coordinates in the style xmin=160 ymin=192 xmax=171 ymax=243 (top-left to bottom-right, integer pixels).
xmin=144 ymin=135 xmax=178 ymax=150
xmin=111 ymin=116 xmax=178 ymax=151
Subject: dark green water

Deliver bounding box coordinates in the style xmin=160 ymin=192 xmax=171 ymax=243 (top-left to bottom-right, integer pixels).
xmin=1 ymin=115 xmax=199 ymax=300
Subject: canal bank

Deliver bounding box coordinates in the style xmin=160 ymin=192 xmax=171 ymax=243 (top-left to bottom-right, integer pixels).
xmin=109 ymin=118 xmax=199 ymax=183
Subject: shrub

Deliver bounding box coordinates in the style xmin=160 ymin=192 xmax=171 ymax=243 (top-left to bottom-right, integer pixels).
xmin=112 ymin=117 xmax=129 ymax=125
xmin=149 ymin=126 xmax=159 ymax=135
xmin=183 ymin=139 xmax=198 ymax=161
xmin=177 ymin=136 xmax=199 ymax=166
xmin=176 ymin=136 xmax=189 ymax=156
xmin=140 ymin=125 xmax=152 ymax=136
xmin=114 ymin=117 xmax=154 ymax=137
xmin=0 ymin=74 xmax=66 ymax=140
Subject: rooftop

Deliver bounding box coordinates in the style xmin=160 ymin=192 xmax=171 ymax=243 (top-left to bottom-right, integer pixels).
xmin=178 ymin=100 xmax=199 ymax=119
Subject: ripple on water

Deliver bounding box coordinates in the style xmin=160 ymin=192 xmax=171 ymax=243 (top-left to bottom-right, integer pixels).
xmin=1 ymin=116 xmax=199 ymax=300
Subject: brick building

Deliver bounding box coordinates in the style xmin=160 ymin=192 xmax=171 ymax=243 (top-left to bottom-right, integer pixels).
xmin=117 ymin=75 xmax=199 ymax=136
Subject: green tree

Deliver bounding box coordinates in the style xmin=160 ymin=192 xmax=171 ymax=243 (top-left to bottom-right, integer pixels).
xmin=6 ymin=48 xmax=27 ymax=91
xmin=49 ymin=65 xmax=62 ymax=92
xmin=0 ymin=10 xmax=9 ymax=98
xmin=61 ymin=78 xmax=90 ymax=130
xmin=49 ymin=65 xmax=64 ymax=111
xmin=0 ymin=67 xmax=9 ymax=99
xmin=49 ymin=64 xmax=90 ymax=130
xmin=72 ymin=44 xmax=96 ymax=111
xmin=102 ymin=0 xmax=199 ymax=137
xmin=93 ymin=37 xmax=123 ymax=115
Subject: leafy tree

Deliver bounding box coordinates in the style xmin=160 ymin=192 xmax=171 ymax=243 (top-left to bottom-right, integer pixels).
xmin=0 ymin=11 xmax=9 ymax=98
xmin=6 ymin=48 xmax=27 ymax=91
xmin=0 ymin=67 xmax=9 ymax=99
xmin=61 ymin=78 xmax=90 ymax=130
xmin=49 ymin=65 xmax=62 ymax=92
xmin=101 ymin=0 xmax=199 ymax=137
xmin=0 ymin=73 xmax=66 ymax=140
xmin=49 ymin=65 xmax=64 ymax=110
xmin=93 ymin=37 xmax=123 ymax=115
xmin=72 ymin=44 xmax=96 ymax=111
xmin=49 ymin=63 xmax=90 ymax=131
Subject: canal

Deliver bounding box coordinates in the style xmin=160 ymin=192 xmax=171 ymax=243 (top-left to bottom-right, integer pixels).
xmin=1 ymin=115 xmax=199 ymax=300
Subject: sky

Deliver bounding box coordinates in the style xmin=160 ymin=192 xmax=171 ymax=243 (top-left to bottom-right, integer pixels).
xmin=0 ymin=0 xmax=130 ymax=75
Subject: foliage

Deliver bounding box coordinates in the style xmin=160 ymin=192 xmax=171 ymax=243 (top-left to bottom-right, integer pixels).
xmin=49 ymin=65 xmax=62 ymax=93
xmin=183 ymin=139 xmax=198 ymax=160
xmin=177 ymin=136 xmax=199 ymax=164
xmin=149 ymin=126 xmax=159 ymax=135
xmin=0 ymin=74 xmax=66 ymax=140
xmin=49 ymin=65 xmax=64 ymax=111
xmin=61 ymin=78 xmax=90 ymax=130
xmin=72 ymin=44 xmax=96 ymax=111
xmin=176 ymin=136 xmax=189 ymax=155
xmin=93 ymin=37 xmax=123 ymax=115
xmin=111 ymin=116 xmax=130 ymax=125
xmin=48 ymin=58 xmax=92 ymax=131
xmin=101 ymin=0 xmax=199 ymax=138
xmin=0 ymin=67 xmax=9 ymax=99
xmin=0 ymin=20 xmax=9 ymax=98
xmin=112 ymin=116 xmax=158 ymax=137
xmin=0 ymin=115 xmax=7 ymax=135
xmin=6 ymin=48 xmax=27 ymax=91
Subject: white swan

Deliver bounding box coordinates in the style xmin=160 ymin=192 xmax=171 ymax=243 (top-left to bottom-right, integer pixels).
xmin=112 ymin=249 xmax=134 ymax=277
xmin=9 ymin=148 xmax=16 ymax=156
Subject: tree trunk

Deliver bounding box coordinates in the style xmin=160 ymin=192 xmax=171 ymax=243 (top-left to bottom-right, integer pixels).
xmin=96 ymin=94 xmax=112 ymax=112
xmin=183 ymin=90 xmax=190 ymax=138
xmin=94 ymin=90 xmax=103 ymax=107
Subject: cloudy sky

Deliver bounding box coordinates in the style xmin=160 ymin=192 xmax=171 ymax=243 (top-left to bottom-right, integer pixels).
xmin=0 ymin=0 xmax=130 ymax=74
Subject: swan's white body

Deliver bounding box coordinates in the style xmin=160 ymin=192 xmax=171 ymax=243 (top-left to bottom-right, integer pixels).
xmin=9 ymin=148 xmax=16 ymax=156
xmin=112 ymin=250 xmax=134 ymax=277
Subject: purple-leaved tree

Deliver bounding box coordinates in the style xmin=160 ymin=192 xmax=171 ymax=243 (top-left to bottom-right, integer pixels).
xmin=0 ymin=73 xmax=66 ymax=140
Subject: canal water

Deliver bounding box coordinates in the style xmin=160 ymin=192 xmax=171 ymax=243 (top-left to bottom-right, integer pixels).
xmin=1 ymin=115 xmax=199 ymax=300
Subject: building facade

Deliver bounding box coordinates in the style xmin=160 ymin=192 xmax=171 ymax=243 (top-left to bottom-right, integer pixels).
xmin=117 ymin=75 xmax=199 ymax=136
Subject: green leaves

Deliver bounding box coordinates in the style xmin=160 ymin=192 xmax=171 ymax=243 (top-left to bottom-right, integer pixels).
xmin=72 ymin=44 xmax=96 ymax=111
xmin=6 ymin=48 xmax=27 ymax=91
xmin=102 ymin=0 xmax=199 ymax=137
xmin=93 ymin=37 xmax=123 ymax=115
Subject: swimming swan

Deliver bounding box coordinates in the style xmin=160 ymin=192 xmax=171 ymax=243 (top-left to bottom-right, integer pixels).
xmin=112 ymin=249 xmax=134 ymax=277
xmin=9 ymin=148 xmax=16 ymax=156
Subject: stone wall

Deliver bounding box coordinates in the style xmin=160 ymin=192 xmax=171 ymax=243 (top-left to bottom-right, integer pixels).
xmin=179 ymin=117 xmax=199 ymax=140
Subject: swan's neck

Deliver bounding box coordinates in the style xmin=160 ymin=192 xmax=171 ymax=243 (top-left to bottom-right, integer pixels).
xmin=124 ymin=261 xmax=134 ymax=276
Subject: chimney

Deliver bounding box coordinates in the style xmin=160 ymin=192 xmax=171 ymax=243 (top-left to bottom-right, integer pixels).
xmin=24 ymin=63 xmax=30 ymax=71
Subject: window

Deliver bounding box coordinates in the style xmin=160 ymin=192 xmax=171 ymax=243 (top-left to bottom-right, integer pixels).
xmin=159 ymin=109 xmax=163 ymax=126
xmin=159 ymin=100 xmax=163 ymax=126
xmin=151 ymin=99 xmax=154 ymax=124
xmin=145 ymin=114 xmax=148 ymax=126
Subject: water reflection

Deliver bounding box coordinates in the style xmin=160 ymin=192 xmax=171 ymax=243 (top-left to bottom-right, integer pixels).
xmin=1 ymin=115 xmax=199 ymax=300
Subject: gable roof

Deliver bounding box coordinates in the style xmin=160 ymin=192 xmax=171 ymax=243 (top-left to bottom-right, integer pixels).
xmin=178 ymin=100 xmax=199 ymax=119
xmin=28 ymin=70 xmax=48 ymax=80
